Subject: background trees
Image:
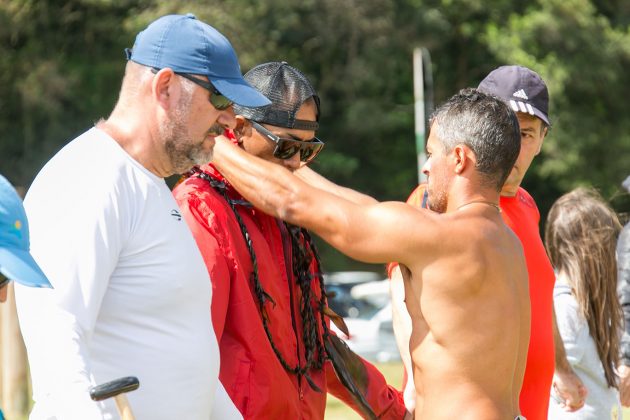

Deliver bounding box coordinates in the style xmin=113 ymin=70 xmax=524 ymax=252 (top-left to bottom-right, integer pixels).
xmin=1 ymin=0 xmax=628 ymax=270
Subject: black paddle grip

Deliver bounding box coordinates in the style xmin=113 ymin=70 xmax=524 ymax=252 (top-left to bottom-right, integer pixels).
xmin=90 ymin=376 xmax=140 ymax=401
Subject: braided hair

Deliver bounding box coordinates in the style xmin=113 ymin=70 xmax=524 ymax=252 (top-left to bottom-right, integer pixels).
xmin=192 ymin=168 xmax=330 ymax=391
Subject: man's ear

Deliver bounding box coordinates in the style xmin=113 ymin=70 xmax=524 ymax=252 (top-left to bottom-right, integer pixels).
xmin=234 ymin=116 xmax=253 ymax=143
xmin=452 ymin=144 xmax=471 ymax=174
xmin=152 ymin=68 xmax=177 ymax=110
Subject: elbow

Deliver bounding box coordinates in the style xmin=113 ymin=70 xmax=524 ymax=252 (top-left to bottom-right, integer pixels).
xmin=274 ymin=187 xmax=304 ymax=224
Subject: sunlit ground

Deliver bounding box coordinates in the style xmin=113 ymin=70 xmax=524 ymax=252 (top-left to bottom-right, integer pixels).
xmin=324 ymin=362 xmax=630 ymax=419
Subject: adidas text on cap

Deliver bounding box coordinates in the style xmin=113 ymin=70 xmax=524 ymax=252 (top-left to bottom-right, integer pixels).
xmin=126 ymin=14 xmax=271 ymax=108
xmin=478 ymin=65 xmax=550 ymax=126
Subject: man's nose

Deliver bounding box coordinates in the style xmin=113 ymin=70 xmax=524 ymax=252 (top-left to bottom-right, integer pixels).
xmin=217 ymin=107 xmax=237 ymax=130
xmin=283 ymin=152 xmax=301 ymax=171
xmin=421 ymin=160 xmax=431 ymax=176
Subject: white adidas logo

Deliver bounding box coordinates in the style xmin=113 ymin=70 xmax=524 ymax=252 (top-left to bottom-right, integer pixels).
xmin=512 ymin=89 xmax=528 ymax=100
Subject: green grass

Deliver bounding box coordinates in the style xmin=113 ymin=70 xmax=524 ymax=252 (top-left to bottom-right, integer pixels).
xmin=325 ymin=362 xmax=404 ymax=419
xmin=324 ymin=361 xmax=630 ymax=419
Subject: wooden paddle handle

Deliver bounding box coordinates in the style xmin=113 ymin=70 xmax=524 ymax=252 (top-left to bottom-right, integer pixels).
xmin=114 ymin=394 xmax=136 ymax=420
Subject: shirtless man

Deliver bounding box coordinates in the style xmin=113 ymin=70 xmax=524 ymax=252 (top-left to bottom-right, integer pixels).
xmin=211 ymin=88 xmax=530 ymax=419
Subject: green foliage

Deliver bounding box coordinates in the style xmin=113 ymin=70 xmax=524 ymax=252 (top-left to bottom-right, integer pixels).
xmin=1 ymin=0 xmax=628 ymax=270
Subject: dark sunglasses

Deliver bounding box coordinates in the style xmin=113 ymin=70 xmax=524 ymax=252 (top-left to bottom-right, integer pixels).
xmin=151 ymin=68 xmax=233 ymax=111
xmin=250 ymin=121 xmax=324 ymax=163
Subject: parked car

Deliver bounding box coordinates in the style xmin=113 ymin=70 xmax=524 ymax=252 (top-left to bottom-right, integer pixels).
xmin=324 ymin=272 xmax=401 ymax=363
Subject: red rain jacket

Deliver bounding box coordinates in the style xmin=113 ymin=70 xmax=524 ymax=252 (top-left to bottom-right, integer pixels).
xmin=173 ymin=164 xmax=405 ymax=419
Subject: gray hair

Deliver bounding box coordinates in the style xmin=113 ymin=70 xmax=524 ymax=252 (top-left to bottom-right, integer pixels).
xmin=430 ymin=88 xmax=520 ymax=191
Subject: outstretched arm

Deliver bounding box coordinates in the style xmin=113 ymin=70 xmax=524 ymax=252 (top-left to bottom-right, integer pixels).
xmin=212 ymin=136 xmax=438 ymax=266
xmin=294 ymin=165 xmax=378 ymax=206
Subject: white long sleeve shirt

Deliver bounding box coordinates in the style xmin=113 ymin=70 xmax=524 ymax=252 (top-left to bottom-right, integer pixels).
xmin=16 ymin=128 xmax=235 ymax=419
xmin=549 ymin=282 xmax=620 ymax=420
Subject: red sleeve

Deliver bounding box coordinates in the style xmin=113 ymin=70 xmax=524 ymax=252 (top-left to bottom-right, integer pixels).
xmin=174 ymin=181 xmax=232 ymax=341
xmin=325 ymin=352 xmax=406 ymax=419
xmin=386 ymin=184 xmax=428 ymax=278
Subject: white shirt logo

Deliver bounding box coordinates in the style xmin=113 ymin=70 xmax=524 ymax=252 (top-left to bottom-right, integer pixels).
xmin=512 ymin=89 xmax=528 ymax=100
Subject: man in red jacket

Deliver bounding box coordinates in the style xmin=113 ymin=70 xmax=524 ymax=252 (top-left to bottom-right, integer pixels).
xmin=173 ymin=62 xmax=407 ymax=419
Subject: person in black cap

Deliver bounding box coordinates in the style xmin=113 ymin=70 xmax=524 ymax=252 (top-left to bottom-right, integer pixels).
xmin=15 ymin=14 xmax=268 ymax=420
xmin=209 ymin=87 xmax=530 ymax=419
xmin=616 ymin=176 xmax=630 ymax=407
xmin=173 ymin=61 xmax=409 ymax=419
xmin=477 ymin=65 xmax=587 ymax=419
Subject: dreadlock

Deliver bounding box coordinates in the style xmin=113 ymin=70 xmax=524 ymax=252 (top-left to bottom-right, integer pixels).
xmin=192 ymin=168 xmax=330 ymax=391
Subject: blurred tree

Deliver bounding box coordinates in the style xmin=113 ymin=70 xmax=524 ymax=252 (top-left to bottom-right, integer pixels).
xmin=0 ymin=0 xmax=627 ymax=271
xmin=484 ymin=0 xmax=630 ymax=220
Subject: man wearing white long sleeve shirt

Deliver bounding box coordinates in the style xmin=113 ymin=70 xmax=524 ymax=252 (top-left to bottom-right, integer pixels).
xmin=15 ymin=13 xmax=269 ymax=420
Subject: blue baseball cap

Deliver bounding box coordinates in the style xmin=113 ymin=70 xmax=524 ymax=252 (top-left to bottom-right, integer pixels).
xmin=127 ymin=14 xmax=271 ymax=108
xmin=0 ymin=175 xmax=51 ymax=288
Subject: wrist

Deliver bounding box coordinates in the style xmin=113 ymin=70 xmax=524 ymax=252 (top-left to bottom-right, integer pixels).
xmin=554 ymin=360 xmax=573 ymax=375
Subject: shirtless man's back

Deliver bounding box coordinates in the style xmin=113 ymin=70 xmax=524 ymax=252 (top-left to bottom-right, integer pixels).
xmin=211 ymin=88 xmax=530 ymax=419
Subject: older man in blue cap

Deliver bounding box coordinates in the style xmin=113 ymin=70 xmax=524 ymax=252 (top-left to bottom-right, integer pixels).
xmin=0 ymin=174 xmax=51 ymax=299
xmin=15 ymin=14 xmax=268 ymax=420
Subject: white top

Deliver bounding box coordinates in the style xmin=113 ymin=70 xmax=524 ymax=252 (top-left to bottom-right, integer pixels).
xmin=549 ymin=282 xmax=621 ymax=420
xmin=16 ymin=128 xmax=239 ymax=419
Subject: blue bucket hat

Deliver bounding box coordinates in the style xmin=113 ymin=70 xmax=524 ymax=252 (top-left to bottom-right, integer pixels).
xmin=0 ymin=175 xmax=51 ymax=288
xmin=126 ymin=14 xmax=271 ymax=108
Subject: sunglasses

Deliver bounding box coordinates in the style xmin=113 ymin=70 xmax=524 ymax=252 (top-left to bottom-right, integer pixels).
xmin=151 ymin=68 xmax=233 ymax=111
xmin=250 ymin=121 xmax=324 ymax=163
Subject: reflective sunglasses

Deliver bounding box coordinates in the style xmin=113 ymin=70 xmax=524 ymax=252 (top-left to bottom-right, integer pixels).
xmin=250 ymin=121 xmax=324 ymax=163
xmin=151 ymin=68 xmax=233 ymax=110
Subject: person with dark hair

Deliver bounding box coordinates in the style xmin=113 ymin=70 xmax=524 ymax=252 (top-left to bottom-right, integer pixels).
xmin=389 ymin=65 xmax=586 ymax=419
xmin=545 ymin=188 xmax=622 ymax=419
xmin=14 ymin=14 xmax=269 ymax=420
xmin=208 ymin=87 xmax=531 ymax=419
xmin=616 ymin=176 xmax=630 ymax=407
xmin=173 ymin=61 xmax=408 ymax=419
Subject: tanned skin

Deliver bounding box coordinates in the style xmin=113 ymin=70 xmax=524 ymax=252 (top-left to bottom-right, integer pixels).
xmin=211 ymin=116 xmax=530 ymax=419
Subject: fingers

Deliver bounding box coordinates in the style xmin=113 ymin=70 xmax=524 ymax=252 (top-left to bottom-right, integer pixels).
xmin=552 ymin=373 xmax=587 ymax=412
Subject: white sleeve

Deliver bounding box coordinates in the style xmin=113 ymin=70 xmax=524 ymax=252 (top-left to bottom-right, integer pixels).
xmin=210 ymin=382 xmax=243 ymax=420
xmin=553 ymin=292 xmax=586 ymax=365
xmin=16 ymin=183 xmax=125 ymax=420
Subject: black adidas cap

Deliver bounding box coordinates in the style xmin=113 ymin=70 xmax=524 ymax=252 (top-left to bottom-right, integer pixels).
xmin=478 ymin=65 xmax=550 ymax=126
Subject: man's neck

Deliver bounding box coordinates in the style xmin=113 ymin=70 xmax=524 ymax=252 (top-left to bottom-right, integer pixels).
xmin=97 ymin=116 xmax=170 ymax=178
